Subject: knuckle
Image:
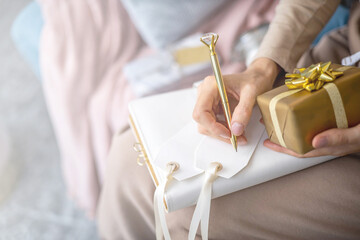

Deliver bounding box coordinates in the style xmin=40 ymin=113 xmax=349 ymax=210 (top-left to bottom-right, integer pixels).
xmin=198 ymin=76 xmax=217 ymax=93
xmin=192 ymin=109 xmax=200 ymax=122
xmin=242 ymin=82 xmax=257 ymax=92
xmin=204 ymin=76 xmax=217 ymax=88
xmin=204 ymin=76 xmax=215 ymax=83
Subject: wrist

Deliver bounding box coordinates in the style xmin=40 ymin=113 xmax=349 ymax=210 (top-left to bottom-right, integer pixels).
xmin=247 ymin=57 xmax=280 ymax=85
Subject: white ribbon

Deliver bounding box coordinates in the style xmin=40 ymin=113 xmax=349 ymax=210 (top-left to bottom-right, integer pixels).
xmin=154 ymin=163 xmax=178 ymax=240
xmin=341 ymin=51 xmax=360 ymax=66
xmin=188 ymin=162 xmax=221 ymax=240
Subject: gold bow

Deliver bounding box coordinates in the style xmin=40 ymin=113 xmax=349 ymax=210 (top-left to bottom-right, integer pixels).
xmin=285 ymin=62 xmax=343 ymax=92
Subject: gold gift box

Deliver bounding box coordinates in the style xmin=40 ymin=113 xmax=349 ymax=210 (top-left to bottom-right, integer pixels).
xmin=257 ymin=64 xmax=360 ymax=154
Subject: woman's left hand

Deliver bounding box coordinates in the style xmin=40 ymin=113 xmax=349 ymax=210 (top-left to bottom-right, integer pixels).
xmin=264 ymin=123 xmax=360 ymax=158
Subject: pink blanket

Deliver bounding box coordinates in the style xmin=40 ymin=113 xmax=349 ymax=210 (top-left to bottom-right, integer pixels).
xmin=39 ymin=0 xmax=277 ymax=217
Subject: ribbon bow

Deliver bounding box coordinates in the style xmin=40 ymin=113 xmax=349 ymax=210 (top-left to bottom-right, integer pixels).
xmin=285 ymin=62 xmax=343 ymax=92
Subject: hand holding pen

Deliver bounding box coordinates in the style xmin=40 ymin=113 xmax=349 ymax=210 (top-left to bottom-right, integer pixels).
xmin=193 ymin=33 xmax=280 ymax=148
xmin=200 ymin=33 xmax=238 ymax=151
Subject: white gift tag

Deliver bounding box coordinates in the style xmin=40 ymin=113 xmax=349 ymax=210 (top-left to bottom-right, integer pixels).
xmin=154 ymin=121 xmax=204 ymax=181
xmin=195 ymin=106 xmax=265 ymax=179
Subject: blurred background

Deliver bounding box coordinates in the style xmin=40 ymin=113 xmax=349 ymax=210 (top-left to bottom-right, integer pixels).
xmin=0 ymin=1 xmax=98 ymax=239
xmin=0 ymin=0 xmax=349 ymax=239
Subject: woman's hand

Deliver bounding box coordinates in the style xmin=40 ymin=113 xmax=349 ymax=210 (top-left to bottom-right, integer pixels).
xmin=193 ymin=58 xmax=279 ymax=144
xmin=264 ymin=123 xmax=360 ymax=157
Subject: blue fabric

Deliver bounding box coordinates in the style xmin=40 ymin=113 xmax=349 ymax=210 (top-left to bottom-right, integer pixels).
xmin=313 ymin=4 xmax=349 ymax=45
xmin=11 ymin=1 xmax=44 ymax=78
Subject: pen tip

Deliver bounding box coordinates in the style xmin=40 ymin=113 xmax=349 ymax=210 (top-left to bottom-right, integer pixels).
xmin=230 ymin=135 xmax=237 ymax=152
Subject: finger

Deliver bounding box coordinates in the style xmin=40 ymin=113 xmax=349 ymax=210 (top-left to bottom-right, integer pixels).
xmin=328 ymin=143 xmax=360 ymax=156
xmin=198 ymin=125 xmax=229 ymax=140
xmin=193 ymin=78 xmax=217 ymax=125
xmin=193 ymin=78 xmax=230 ymax=137
xmin=263 ymin=139 xmax=341 ymax=158
xmin=263 ymin=139 xmax=305 ymax=158
xmin=198 ymin=125 xmax=247 ymax=146
xmin=217 ymin=114 xmax=249 ymax=143
xmin=198 ymin=125 xmax=248 ymax=146
xmin=194 ymin=110 xmax=231 ymax=137
xmin=198 ymin=125 xmax=231 ymax=144
xmin=312 ymin=124 xmax=360 ymax=148
xmin=197 ymin=125 xmax=210 ymax=136
xmin=231 ymin=87 xmax=256 ymax=136
xmin=237 ymin=135 xmax=248 ymax=146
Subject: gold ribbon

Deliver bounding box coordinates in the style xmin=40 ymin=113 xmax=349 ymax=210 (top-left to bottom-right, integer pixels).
xmin=285 ymin=61 xmax=343 ymax=92
xmin=270 ymin=62 xmax=348 ymax=148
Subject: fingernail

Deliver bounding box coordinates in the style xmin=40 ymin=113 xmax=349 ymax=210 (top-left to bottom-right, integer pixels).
xmin=231 ymin=122 xmax=244 ymax=136
xmin=315 ymin=137 xmax=327 ymax=148
xmin=220 ymin=134 xmax=230 ymax=139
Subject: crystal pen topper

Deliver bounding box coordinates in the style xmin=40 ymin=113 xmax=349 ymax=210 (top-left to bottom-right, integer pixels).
xmin=200 ymin=33 xmax=238 ymax=151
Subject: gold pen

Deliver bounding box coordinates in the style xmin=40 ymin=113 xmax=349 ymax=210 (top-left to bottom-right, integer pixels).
xmin=201 ymin=33 xmax=237 ymax=151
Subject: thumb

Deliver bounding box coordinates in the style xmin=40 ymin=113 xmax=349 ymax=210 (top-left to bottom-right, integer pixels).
xmin=312 ymin=126 xmax=360 ymax=148
xmin=230 ymin=90 xmax=256 ymax=136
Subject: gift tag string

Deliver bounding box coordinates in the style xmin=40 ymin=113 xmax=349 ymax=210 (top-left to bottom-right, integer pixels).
xmin=154 ymin=162 xmax=179 ymax=240
xmin=188 ymin=162 xmax=222 ymax=240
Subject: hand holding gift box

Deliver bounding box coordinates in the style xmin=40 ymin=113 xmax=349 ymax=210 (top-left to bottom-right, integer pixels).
xmin=257 ymin=62 xmax=360 ymax=156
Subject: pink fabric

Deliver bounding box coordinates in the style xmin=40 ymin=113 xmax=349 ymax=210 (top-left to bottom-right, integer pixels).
xmin=38 ymin=0 xmax=277 ymax=217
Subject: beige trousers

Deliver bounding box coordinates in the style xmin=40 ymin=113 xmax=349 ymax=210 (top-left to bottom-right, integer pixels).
xmin=97 ymin=129 xmax=360 ymax=240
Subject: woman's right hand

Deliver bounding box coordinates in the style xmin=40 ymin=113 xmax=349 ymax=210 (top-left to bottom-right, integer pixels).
xmin=192 ymin=57 xmax=280 ymax=145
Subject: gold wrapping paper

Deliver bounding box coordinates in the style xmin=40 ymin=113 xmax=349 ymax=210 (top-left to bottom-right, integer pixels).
xmin=257 ymin=64 xmax=360 ymax=154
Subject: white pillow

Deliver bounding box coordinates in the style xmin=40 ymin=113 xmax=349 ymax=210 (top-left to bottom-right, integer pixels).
xmin=121 ymin=0 xmax=228 ymax=49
